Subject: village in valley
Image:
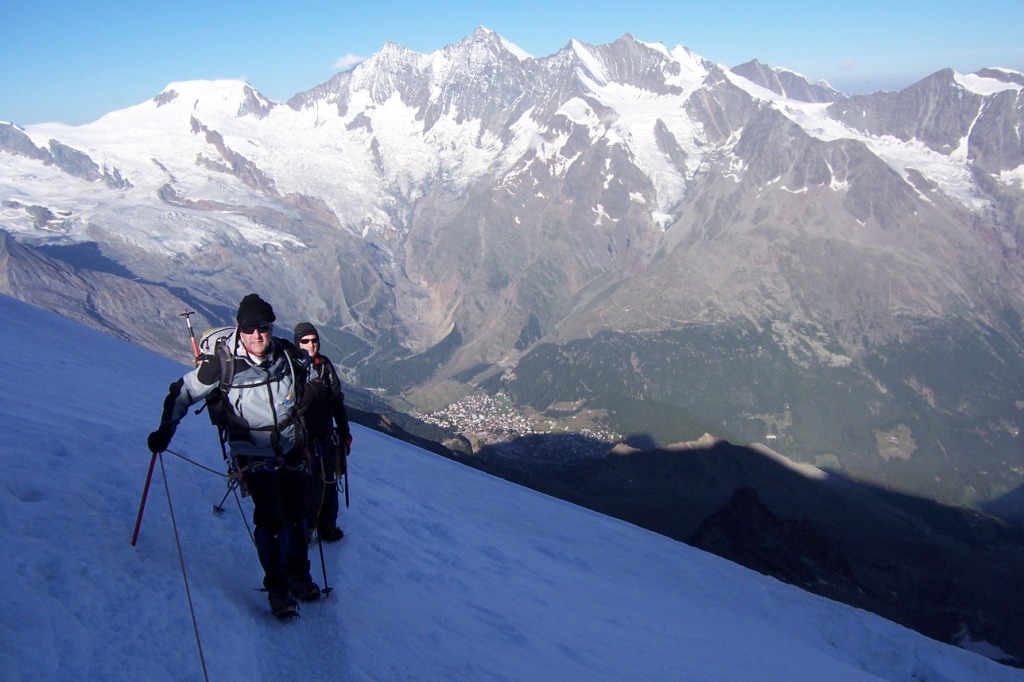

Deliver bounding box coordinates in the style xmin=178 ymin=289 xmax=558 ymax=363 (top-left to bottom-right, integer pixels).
xmin=420 ymin=392 xmax=621 ymax=461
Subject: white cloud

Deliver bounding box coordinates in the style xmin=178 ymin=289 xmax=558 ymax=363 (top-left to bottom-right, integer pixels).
xmin=332 ymin=53 xmax=366 ymax=71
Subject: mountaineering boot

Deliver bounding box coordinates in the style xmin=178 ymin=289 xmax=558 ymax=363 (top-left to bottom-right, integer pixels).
xmin=289 ymin=573 xmax=321 ymax=602
xmin=319 ymin=525 xmax=344 ymax=543
xmin=269 ymin=589 xmax=298 ymax=620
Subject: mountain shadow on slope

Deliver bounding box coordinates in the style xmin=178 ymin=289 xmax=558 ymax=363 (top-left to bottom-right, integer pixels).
xmin=36 ymin=241 xmax=137 ymax=279
xmin=984 ymin=483 xmax=1024 ymax=526
xmin=453 ymin=433 xmax=1024 ymax=667
xmin=689 ymin=485 xmax=861 ymax=594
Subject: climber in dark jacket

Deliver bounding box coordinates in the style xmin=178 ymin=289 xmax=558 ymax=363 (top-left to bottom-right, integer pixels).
xmin=294 ymin=321 xmax=353 ymax=543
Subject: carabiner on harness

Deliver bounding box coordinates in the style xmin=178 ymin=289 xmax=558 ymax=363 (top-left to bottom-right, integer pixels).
xmin=234 ymin=456 xmax=285 ymax=477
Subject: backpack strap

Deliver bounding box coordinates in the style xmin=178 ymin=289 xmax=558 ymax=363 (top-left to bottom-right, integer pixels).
xmin=215 ymin=339 xmax=235 ymax=393
xmin=203 ymin=337 xmax=309 ymax=454
xmin=204 ymin=338 xmax=251 ymax=439
xmin=276 ymin=338 xmax=307 ymax=407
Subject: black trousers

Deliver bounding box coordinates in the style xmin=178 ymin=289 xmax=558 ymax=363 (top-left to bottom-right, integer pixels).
xmin=243 ymin=450 xmax=310 ymax=591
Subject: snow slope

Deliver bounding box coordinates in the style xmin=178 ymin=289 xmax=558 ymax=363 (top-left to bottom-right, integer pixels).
xmin=0 ymin=293 xmax=1019 ymax=681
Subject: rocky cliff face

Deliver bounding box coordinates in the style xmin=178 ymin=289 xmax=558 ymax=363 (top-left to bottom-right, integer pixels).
xmin=1 ymin=28 xmax=1022 ymax=508
xmin=0 ymin=231 xmax=217 ymax=363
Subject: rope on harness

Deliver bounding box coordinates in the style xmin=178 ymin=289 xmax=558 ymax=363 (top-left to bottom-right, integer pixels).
xmin=165 ymin=447 xmax=302 ymax=479
xmin=164 ymin=448 xmax=232 ymax=478
xmin=164 ymin=447 xmax=255 ymax=543
xmin=234 ymin=457 xmax=305 ymax=477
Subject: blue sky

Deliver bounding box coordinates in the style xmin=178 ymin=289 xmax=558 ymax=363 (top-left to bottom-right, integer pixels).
xmin=2 ymin=0 xmax=1023 ymax=126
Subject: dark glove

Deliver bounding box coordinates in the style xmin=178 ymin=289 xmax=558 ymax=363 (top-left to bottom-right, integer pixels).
xmin=147 ymin=424 xmax=176 ymax=453
xmin=333 ymin=428 xmax=352 ymax=453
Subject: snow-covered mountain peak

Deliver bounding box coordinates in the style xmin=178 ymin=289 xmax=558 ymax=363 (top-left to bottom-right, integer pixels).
xmin=151 ymin=79 xmax=277 ymax=120
xmin=568 ymin=38 xmax=609 ymax=84
xmin=728 ymin=59 xmax=841 ymax=103
xmin=456 ymin=25 xmax=533 ymax=62
xmin=976 ymin=67 xmax=1024 ymax=86
xmin=4 ymin=29 xmax=1017 ymax=235
xmin=497 ymin=35 xmax=533 ymax=62
xmin=427 ymin=27 xmax=532 ymax=89
xmin=954 ymin=70 xmax=1023 ymax=95
xmin=667 ymin=45 xmax=714 ymax=87
xmin=16 ymin=79 xmax=277 ymax=146
xmin=344 ymin=42 xmax=424 ymax=104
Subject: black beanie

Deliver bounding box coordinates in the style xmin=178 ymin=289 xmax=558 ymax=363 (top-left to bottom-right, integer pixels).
xmin=236 ymin=293 xmax=276 ymax=329
xmin=293 ymin=321 xmax=318 ymax=346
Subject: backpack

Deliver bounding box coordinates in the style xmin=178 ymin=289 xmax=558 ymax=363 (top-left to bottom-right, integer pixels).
xmin=198 ymin=326 xmax=236 ymax=389
xmin=196 ymin=326 xmax=308 ymax=445
xmin=196 ymin=326 xmax=244 ymax=436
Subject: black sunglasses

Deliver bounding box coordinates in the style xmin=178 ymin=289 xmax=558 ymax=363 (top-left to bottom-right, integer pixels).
xmin=299 ymin=337 xmax=319 ymax=345
xmin=240 ymin=322 xmax=273 ymax=334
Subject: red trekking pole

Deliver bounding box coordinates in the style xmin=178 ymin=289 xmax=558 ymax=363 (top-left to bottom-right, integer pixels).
xmin=130 ymin=310 xmax=201 ymax=546
xmin=130 ymin=451 xmax=159 ymax=546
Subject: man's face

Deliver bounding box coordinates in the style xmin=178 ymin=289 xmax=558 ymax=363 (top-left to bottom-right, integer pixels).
xmin=240 ymin=322 xmax=273 ymax=357
xmin=299 ymin=335 xmax=320 ymax=358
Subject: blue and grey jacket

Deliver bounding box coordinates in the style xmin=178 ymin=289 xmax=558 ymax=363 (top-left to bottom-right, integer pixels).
xmin=157 ymin=330 xmax=309 ymax=459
